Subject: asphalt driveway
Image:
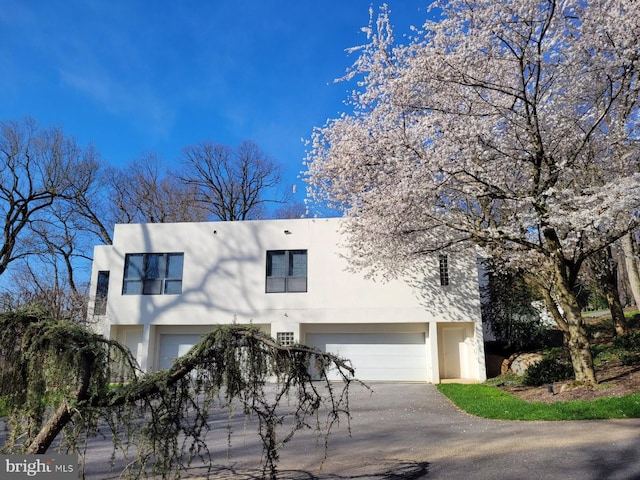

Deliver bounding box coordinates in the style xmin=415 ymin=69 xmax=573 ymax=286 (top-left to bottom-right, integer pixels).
xmin=86 ymin=383 xmax=640 ymax=479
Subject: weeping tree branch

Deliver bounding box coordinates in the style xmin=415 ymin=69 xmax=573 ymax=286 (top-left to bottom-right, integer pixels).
xmin=26 ymin=348 xmax=94 ymax=455
xmin=0 ymin=310 xmax=359 ymax=480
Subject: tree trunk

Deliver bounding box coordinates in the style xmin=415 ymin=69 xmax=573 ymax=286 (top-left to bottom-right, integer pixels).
xmin=600 ymin=252 xmax=628 ymax=336
xmin=549 ymin=257 xmax=597 ymax=384
xmin=564 ymin=314 xmax=596 ymax=384
xmin=540 ymin=289 xmax=596 ymax=383
xmin=540 ymin=227 xmax=597 ymax=384
xmin=621 ymin=232 xmax=640 ymax=309
xmin=558 ymin=295 xmax=596 ymax=383
xmin=591 ymin=246 xmax=628 ymax=336
xmin=604 ymin=286 xmax=628 ymax=336
xmin=26 ymin=403 xmax=76 ymax=454
xmin=26 ymin=352 xmax=93 ymax=454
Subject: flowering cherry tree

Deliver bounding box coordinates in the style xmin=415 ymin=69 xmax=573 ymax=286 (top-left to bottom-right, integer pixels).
xmin=306 ymin=0 xmax=640 ymax=383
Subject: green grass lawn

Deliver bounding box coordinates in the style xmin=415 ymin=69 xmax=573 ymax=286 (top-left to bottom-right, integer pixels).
xmin=437 ymin=383 xmax=640 ymax=420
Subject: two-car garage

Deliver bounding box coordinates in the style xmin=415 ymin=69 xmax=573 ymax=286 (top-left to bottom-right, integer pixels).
xmin=304 ymin=322 xmax=479 ymax=382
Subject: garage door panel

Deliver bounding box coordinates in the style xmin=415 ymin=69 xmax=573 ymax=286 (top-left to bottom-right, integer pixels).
xmin=307 ymin=332 xmax=427 ymax=382
xmin=158 ymin=334 xmax=202 ymax=370
xmin=313 ymin=333 xmax=423 ymax=345
xmin=327 ymin=345 xmax=423 ymax=364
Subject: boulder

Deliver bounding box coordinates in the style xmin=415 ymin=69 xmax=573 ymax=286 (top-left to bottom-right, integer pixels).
xmin=503 ymin=352 xmax=545 ymax=376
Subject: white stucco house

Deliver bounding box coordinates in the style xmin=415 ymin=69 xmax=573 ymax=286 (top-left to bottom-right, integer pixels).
xmin=88 ymin=217 xmax=486 ymax=383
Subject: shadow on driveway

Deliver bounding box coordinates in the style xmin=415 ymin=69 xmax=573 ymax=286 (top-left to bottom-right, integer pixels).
xmin=174 ymin=461 xmax=429 ymax=479
xmin=86 ymin=383 xmax=640 ymax=480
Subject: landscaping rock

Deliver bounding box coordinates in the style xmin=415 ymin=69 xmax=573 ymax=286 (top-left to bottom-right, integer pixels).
xmin=500 ymin=353 xmax=517 ymax=375
xmin=506 ymin=352 xmax=545 ymax=376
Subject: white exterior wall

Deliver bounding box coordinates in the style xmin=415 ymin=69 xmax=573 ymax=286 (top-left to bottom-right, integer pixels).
xmin=88 ymin=217 xmax=486 ymax=381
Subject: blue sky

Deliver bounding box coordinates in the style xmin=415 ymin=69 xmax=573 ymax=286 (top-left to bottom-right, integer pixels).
xmin=1 ymin=1 xmax=433 ymax=205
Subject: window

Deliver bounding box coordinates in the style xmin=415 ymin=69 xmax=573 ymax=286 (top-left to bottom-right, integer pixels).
xmin=123 ymin=253 xmax=184 ymax=295
xmin=439 ymin=254 xmax=449 ymax=286
xmin=95 ymin=271 xmax=110 ymax=315
xmin=266 ymin=250 xmax=307 ymax=293
xmin=276 ymin=332 xmax=295 ymax=346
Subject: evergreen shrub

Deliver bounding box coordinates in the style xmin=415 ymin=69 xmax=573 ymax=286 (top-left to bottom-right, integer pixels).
xmin=522 ymin=353 xmax=574 ymax=386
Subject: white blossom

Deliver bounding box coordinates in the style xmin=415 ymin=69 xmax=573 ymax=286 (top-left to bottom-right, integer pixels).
xmin=306 ymin=0 xmax=640 ymax=280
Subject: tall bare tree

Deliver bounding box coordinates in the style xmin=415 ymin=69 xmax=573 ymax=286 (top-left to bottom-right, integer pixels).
xmin=8 ymin=257 xmax=88 ymax=324
xmin=110 ymin=152 xmax=207 ymax=224
xmin=66 ymin=151 xmax=116 ymax=245
xmin=273 ymin=201 xmax=307 ymax=219
xmin=0 ymin=118 xmax=100 ymax=279
xmin=180 ymin=140 xmax=286 ymax=220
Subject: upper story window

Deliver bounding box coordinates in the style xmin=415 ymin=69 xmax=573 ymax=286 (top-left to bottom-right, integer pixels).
xmin=94 ymin=270 xmax=110 ymax=314
xmin=266 ymin=250 xmax=307 ymax=293
xmin=439 ymin=254 xmax=450 ymax=286
xmin=123 ymin=253 xmax=184 ymax=295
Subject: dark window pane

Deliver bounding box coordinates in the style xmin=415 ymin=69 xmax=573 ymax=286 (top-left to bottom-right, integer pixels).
xmin=164 ymin=279 xmax=182 ymax=294
xmin=95 ymin=271 xmax=110 ymax=314
xmin=123 ymin=280 xmax=143 ymax=295
xmin=289 ymin=250 xmax=307 ymax=277
xmin=267 ymin=251 xmax=286 ymax=277
xmin=97 ymin=271 xmax=110 ymax=297
xmin=145 ymin=254 xmax=164 ymax=279
xmin=124 ymin=254 xmax=144 ymax=280
xmin=166 ymin=253 xmax=184 ymax=279
xmin=142 ymin=279 xmax=163 ymax=295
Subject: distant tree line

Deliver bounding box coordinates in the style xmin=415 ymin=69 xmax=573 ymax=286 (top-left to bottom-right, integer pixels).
xmin=0 ymin=116 xmax=304 ymax=320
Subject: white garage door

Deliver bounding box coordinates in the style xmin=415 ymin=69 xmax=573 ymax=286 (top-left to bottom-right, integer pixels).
xmin=158 ymin=334 xmax=202 ymax=370
xmin=306 ymin=332 xmax=427 ymax=381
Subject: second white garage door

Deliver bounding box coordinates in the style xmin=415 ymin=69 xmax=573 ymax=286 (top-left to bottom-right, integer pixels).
xmin=305 ymin=332 xmax=428 ymax=382
xmin=158 ymin=334 xmax=202 ymax=370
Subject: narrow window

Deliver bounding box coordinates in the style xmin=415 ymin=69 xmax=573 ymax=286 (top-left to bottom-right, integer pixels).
xmin=439 ymin=254 xmax=450 ymax=286
xmin=123 ymin=253 xmax=184 ymax=295
xmin=276 ymin=332 xmax=295 ymax=346
xmin=266 ymin=250 xmax=307 ymax=293
xmin=95 ymin=271 xmax=110 ymax=315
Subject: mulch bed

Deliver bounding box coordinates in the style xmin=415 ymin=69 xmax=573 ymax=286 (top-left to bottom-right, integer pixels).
xmin=499 ymin=362 xmax=640 ymax=403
